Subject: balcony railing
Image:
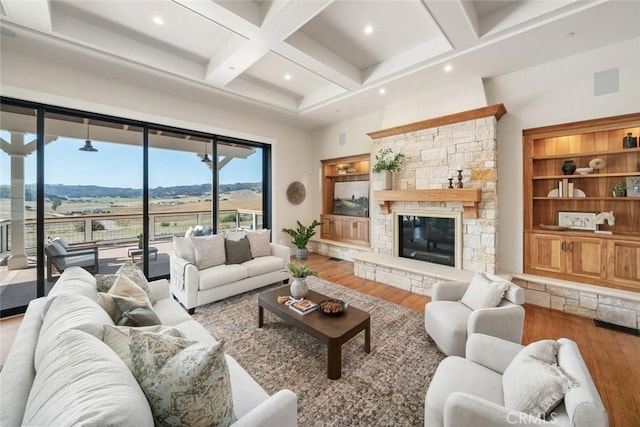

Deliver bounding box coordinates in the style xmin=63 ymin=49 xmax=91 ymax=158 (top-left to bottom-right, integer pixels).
xmin=0 ymin=209 xmax=263 ymax=255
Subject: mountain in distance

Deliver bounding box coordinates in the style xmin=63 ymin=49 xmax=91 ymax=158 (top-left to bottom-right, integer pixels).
xmin=0 ymin=182 xmax=262 ymax=200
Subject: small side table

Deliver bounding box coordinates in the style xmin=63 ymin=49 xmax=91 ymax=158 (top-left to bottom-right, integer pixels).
xmin=127 ymin=246 xmax=158 ymax=262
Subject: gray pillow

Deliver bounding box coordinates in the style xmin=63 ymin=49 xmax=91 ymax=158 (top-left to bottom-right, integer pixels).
xmin=246 ymin=229 xmax=271 ymax=258
xmin=117 ymin=306 xmax=162 ymax=327
xmin=95 ymin=274 xmax=118 ymax=293
xmin=191 ymin=234 xmax=226 ymax=269
xmin=225 ymin=236 xmax=252 ymax=264
xmin=460 ymin=272 xmax=508 ymax=310
xmin=503 ymin=340 xmax=578 ymax=418
xmin=129 ymin=331 xmax=236 ymax=426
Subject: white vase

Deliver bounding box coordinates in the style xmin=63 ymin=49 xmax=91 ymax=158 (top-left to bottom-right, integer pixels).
xmin=290 ymin=277 xmax=308 ymax=298
xmin=381 ymin=170 xmax=392 ymax=190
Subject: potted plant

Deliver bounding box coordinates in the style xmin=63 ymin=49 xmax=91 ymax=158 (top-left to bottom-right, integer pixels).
xmin=373 ymin=147 xmax=405 ymax=190
xmin=284 ymin=261 xmax=317 ymax=298
xmin=336 ymin=164 xmax=349 ymax=175
xmin=136 ymin=233 xmax=144 ymax=249
xmin=282 ymin=219 xmax=323 ymax=260
xmin=612 ymin=183 xmax=626 ymax=197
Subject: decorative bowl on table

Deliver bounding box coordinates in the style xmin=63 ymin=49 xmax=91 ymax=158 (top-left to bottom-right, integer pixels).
xmin=319 ymin=299 xmax=347 ymax=316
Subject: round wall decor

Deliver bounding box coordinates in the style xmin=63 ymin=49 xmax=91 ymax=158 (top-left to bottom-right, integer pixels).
xmin=286 ymin=181 xmax=306 ymax=205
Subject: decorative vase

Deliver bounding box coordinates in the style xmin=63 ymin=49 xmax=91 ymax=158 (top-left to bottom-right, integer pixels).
xmin=561 ymin=160 xmax=576 ymax=175
xmin=622 ymin=132 xmax=637 ymax=149
xmin=381 ymin=170 xmax=392 ymax=190
xmin=612 ymin=190 xmax=626 ymax=197
xmin=290 ymin=277 xmax=308 ymax=298
xmin=296 ymin=247 xmax=308 ymax=260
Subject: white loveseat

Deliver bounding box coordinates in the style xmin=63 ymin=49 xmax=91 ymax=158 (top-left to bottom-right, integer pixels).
xmin=170 ymin=232 xmax=291 ymax=313
xmin=0 ymin=267 xmax=298 ymax=427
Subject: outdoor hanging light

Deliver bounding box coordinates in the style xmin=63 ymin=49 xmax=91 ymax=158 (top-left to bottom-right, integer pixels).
xmin=201 ymin=140 xmax=212 ymax=163
xmin=79 ymin=122 xmax=98 ymax=152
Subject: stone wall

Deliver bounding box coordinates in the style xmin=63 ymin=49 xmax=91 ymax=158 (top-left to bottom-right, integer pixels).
xmin=370 ymin=116 xmax=499 ymax=273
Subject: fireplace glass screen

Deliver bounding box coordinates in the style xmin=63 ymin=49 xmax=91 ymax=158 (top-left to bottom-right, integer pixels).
xmin=398 ymin=215 xmax=455 ymax=267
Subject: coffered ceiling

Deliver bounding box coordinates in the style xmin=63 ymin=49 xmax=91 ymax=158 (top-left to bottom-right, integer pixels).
xmin=0 ymin=1 xmax=638 ymax=129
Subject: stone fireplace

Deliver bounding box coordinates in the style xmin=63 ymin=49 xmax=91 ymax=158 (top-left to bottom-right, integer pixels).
xmin=353 ymin=104 xmax=507 ymax=296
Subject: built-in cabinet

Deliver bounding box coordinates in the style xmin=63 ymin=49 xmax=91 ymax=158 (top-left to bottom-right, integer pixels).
xmin=523 ymin=113 xmax=640 ymax=292
xmin=320 ymin=154 xmax=370 ymax=246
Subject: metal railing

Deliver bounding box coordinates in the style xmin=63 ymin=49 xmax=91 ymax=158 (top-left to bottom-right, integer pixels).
xmin=0 ymin=208 xmax=263 ymax=255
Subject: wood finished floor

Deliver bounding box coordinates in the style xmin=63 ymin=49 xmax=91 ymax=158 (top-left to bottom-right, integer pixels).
xmin=1 ymin=253 xmax=638 ymax=426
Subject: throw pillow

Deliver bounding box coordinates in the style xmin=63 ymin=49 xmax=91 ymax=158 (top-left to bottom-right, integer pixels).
xmin=103 ymin=325 xmax=185 ymax=370
xmin=191 ymin=234 xmax=226 ymax=270
xmin=97 ymin=293 xmax=157 ymax=324
xmin=117 ymin=306 xmax=162 ymax=327
xmin=184 ymin=226 xmax=195 ymax=238
xmin=460 ymin=272 xmax=508 ymax=310
xmin=225 ymin=235 xmax=252 ymax=264
xmin=129 ymin=331 xmax=236 ymax=426
xmin=174 ymin=236 xmax=196 ymax=264
xmin=225 ymin=230 xmax=246 ymax=242
xmin=116 ymin=261 xmax=157 ymax=305
xmin=108 ymin=274 xmax=152 ymax=307
xmin=246 ymin=229 xmax=271 ymax=258
xmin=95 ymin=274 xmax=118 ymax=293
xmin=503 ymin=340 xmax=578 ymax=418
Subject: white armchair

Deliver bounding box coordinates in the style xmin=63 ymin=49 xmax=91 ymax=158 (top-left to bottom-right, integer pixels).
xmin=425 ymin=334 xmax=608 ymax=427
xmin=424 ymin=274 xmax=525 ymax=357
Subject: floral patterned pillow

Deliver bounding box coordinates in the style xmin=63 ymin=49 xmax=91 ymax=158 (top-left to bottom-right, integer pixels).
xmin=129 ymin=331 xmax=235 ymax=426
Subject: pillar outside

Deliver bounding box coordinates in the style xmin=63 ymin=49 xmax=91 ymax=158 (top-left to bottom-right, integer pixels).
xmin=7 ymin=153 xmax=28 ymax=270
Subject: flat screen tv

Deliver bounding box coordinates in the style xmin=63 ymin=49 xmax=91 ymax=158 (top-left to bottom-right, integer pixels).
xmin=332 ymin=180 xmax=369 ymax=217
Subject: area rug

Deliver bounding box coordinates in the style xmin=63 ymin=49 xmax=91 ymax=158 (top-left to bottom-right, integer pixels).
xmin=192 ymin=276 xmax=445 ymax=426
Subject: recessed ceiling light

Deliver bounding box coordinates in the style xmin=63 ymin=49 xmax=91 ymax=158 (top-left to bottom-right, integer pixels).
xmin=364 ymin=25 xmax=373 ymax=35
xmin=566 ymin=32 xmax=576 ymax=38
xmin=284 ymin=74 xmax=292 ymax=80
xmin=153 ymin=16 xmax=164 ymax=25
xmin=444 ymin=64 xmax=453 ymax=72
xmin=379 ymin=88 xmax=386 ymax=95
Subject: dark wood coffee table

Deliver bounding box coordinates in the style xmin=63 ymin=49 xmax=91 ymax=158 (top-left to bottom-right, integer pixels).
xmin=258 ymin=285 xmax=371 ymax=380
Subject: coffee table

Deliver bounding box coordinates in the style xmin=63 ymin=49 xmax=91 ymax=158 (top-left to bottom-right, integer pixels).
xmin=258 ymin=285 xmax=370 ymax=380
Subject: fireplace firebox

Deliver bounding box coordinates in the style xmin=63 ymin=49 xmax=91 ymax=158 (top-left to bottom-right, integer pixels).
xmin=394 ymin=211 xmax=462 ymax=268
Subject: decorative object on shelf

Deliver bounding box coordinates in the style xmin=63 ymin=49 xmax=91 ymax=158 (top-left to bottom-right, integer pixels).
xmin=547 ymin=188 xmax=585 ymax=197
xmin=625 ymin=176 xmax=640 ymax=198
xmin=612 ymin=182 xmax=626 ymax=197
xmin=575 ymin=167 xmax=593 ymax=175
xmin=561 ymin=159 xmax=576 ymax=175
xmin=558 ymin=211 xmax=597 ymax=231
xmin=282 ymin=219 xmax=323 ymax=260
xmin=594 ymin=211 xmax=615 ymax=235
xmin=286 ymin=181 xmax=306 ymax=205
xmin=447 ymin=176 xmax=454 ymax=189
xmin=336 ymin=164 xmax=350 ymax=175
xmin=588 ymin=158 xmax=607 ymax=170
xmin=539 ymin=224 xmax=570 ymax=231
xmin=373 ymin=147 xmax=405 ymax=190
xmin=456 ymin=169 xmax=464 ymax=188
xmin=622 ymin=132 xmax=638 ymax=149
xmin=284 ymin=261 xmax=317 ymax=298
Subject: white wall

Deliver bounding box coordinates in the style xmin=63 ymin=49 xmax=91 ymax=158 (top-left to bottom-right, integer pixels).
xmin=310 ymin=37 xmax=640 ymax=274
xmin=0 ymin=46 xmax=316 ymax=248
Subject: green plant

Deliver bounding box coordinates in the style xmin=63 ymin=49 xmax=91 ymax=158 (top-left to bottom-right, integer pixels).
xmin=612 ymin=183 xmax=626 ymax=192
xmin=137 ymin=233 xmax=143 ymax=244
xmin=284 ymin=261 xmax=317 ymax=278
xmin=372 ymin=147 xmax=405 ymax=173
xmin=282 ymin=219 xmax=323 ymax=249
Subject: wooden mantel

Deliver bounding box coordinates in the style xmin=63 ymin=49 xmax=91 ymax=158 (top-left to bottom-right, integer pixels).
xmin=367 ymin=103 xmax=506 ymax=140
xmin=373 ymin=188 xmax=482 ymax=218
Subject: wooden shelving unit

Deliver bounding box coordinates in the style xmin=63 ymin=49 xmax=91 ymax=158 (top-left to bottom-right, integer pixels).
xmin=523 ymin=112 xmax=640 ymax=291
xmin=320 ymin=154 xmax=371 ymax=246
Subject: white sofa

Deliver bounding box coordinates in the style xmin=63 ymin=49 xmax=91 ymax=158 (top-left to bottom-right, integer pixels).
xmin=425 ymin=334 xmax=608 ymax=427
xmin=170 ymin=234 xmax=291 ymax=313
xmin=0 ymin=267 xmax=298 ymax=427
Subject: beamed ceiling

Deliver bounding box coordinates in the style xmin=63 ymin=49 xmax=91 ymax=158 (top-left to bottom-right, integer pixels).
xmin=0 ymin=0 xmax=638 ymax=129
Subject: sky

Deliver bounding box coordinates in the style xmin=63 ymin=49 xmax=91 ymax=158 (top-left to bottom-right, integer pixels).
xmin=0 ymin=132 xmax=262 ymax=188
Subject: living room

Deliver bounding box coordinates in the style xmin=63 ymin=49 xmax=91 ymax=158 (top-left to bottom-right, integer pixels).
xmin=1 ymin=1 xmax=639 ymax=426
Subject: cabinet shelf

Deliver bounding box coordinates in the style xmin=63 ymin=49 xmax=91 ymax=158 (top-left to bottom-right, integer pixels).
xmin=325 ymin=173 xmax=369 ymax=178
xmin=532 ymin=147 xmax=640 ymax=160
xmin=533 ymin=172 xmax=639 ymax=180
xmin=533 ymin=197 xmax=639 ymax=201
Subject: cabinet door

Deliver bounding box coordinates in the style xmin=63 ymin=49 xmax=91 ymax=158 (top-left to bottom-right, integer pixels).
xmin=607 ymin=240 xmax=640 ymax=290
xmin=565 ymin=237 xmax=606 ymax=280
xmin=328 ymin=216 xmax=344 ymax=239
xmin=342 ymin=218 xmax=369 ymax=243
xmin=529 ymin=233 xmax=565 ymax=274
xmin=320 ymin=215 xmax=332 ymax=239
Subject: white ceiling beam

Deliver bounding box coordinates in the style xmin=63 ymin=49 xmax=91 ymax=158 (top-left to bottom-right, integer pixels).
xmin=422 ymin=0 xmax=480 ymax=48
xmin=204 ymin=36 xmax=268 ymax=86
xmin=261 ymin=0 xmax=333 ymax=41
xmin=1 ymin=0 xmax=52 ymax=32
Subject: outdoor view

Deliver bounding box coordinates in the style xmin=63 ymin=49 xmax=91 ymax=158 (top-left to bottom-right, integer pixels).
xmin=0 ymin=105 xmax=266 ymax=316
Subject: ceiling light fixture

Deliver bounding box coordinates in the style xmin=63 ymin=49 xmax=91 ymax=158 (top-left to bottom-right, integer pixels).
xmin=364 ymin=25 xmax=373 ymax=35
xmin=153 ymin=16 xmax=164 ymax=25
xmin=566 ymin=32 xmax=576 ymax=38
xmin=79 ymin=122 xmax=98 ymax=152
xmin=201 ymin=141 xmax=212 ymax=163
xmin=284 ymin=73 xmax=292 ymax=80
xmin=444 ymin=64 xmax=453 ymax=72
xmin=379 ymin=88 xmax=386 ymax=95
